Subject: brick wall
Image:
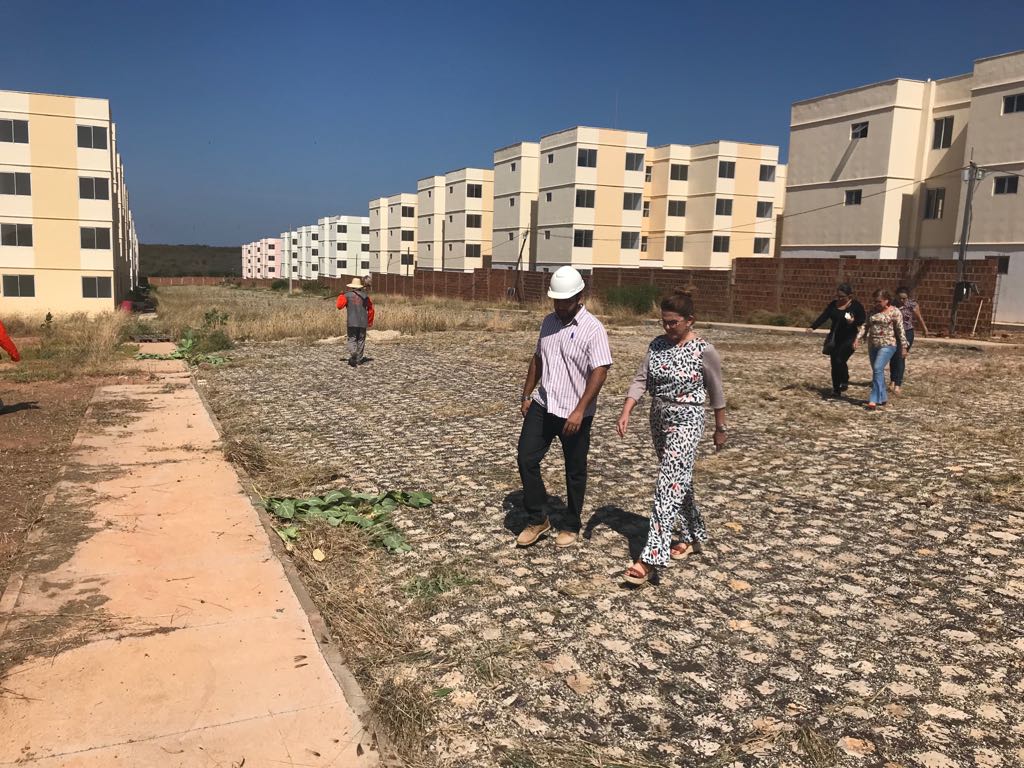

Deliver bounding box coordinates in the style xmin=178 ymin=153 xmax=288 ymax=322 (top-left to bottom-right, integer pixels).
xmin=157 ymin=257 xmax=1000 ymax=336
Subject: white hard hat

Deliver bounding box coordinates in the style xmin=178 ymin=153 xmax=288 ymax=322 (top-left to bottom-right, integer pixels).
xmin=547 ymin=265 xmax=586 ymax=299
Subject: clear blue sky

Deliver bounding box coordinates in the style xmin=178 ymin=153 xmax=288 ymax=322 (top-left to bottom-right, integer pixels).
xmin=3 ymin=0 xmax=1023 ymax=246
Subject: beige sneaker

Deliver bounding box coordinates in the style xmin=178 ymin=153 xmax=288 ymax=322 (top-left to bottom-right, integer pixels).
xmin=516 ymin=520 xmax=551 ymax=547
xmin=554 ymin=530 xmax=578 ymax=548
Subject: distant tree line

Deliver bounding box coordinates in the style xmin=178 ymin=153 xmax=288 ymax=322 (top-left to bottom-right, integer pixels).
xmin=140 ymin=244 xmax=242 ymax=277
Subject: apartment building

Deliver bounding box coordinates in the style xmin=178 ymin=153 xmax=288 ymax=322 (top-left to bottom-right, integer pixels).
xmin=369 ymin=193 xmax=417 ymax=275
xmin=241 ymin=237 xmax=282 ymax=279
xmin=0 ymin=90 xmax=139 ymax=315
xmin=644 ymin=142 xmax=786 ymax=269
xmin=782 ymin=50 xmax=1024 ymax=323
xmin=416 ymin=176 xmax=445 ymax=271
xmin=440 ymin=168 xmax=493 ymax=272
xmin=492 ymin=142 xmax=539 ymax=270
xmin=319 ymin=215 xmax=370 ymax=278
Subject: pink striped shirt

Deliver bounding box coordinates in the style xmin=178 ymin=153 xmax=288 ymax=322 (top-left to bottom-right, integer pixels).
xmin=532 ymin=306 xmax=613 ymax=418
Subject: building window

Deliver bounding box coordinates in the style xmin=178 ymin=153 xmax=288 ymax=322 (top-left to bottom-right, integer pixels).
xmin=267 ymin=255 xmax=275 ymax=262
xmin=292 ymin=265 xmax=298 ymax=272
xmin=754 ymin=237 xmax=771 ymax=254
xmin=401 ymin=253 xmax=414 ymax=266
xmin=845 ymin=189 xmax=863 ymax=206
xmin=311 ymin=264 xmax=318 ymax=272
xmin=996 ymin=255 xmax=1010 ymax=274
xmin=268 ymin=243 xmax=276 ymax=249
xmin=545 ymin=231 xmax=551 ymax=240
xmin=994 ymin=176 xmax=1019 ymax=195
xmin=511 ymin=162 xmax=517 ymax=172
xmin=668 ymin=200 xmax=686 ymax=216
xmin=641 ymin=236 xmax=648 ymax=252
xmin=851 ymin=122 xmax=869 ymax=139
xmin=79 ymin=177 xmax=109 ymax=200
xmin=401 ymin=229 xmax=415 ymax=241
xmin=312 ymin=233 xmax=318 ymax=240
xmin=77 ymin=125 xmax=108 ymax=149
xmin=338 ymin=224 xmax=347 ymax=233
xmin=467 ymin=184 xmax=483 ymax=198
xmin=466 ymin=244 xmax=482 ymax=259
xmin=508 ymin=233 xmax=514 ymax=240
xmin=713 ymin=236 xmax=730 ymax=253
xmin=466 ymin=214 xmax=482 ymax=228
xmin=623 ymin=192 xmax=642 ymax=211
xmin=666 ymin=236 xmax=684 ymax=252
xmin=625 ymin=152 xmax=644 ymax=171
xmin=448 ymin=215 xmax=453 ymax=223
xmin=0 ymin=172 xmax=31 ymax=196
xmin=645 ymin=165 xmax=652 ymax=182
xmin=756 ymin=201 xmax=773 ymax=218
xmin=312 ymin=248 xmax=319 ymax=256
xmin=361 ymin=261 xmax=370 ymax=270
xmin=402 ymin=205 xmax=415 ymax=217
xmin=642 ymin=201 xmax=650 ymax=218
xmin=337 ymin=260 xmax=347 ymax=270
xmin=573 ymin=229 xmax=593 ymax=248
xmin=2 ymin=274 xmax=35 ymax=296
xmin=0 ymin=119 xmax=29 ymax=143
xmin=576 ymin=189 xmax=595 ymax=208
xmin=547 ymin=153 xmax=554 ymax=164
xmin=361 ymin=243 xmax=369 ymax=252
xmin=292 ymin=238 xmax=298 ymax=245
xmin=577 ymin=148 xmax=597 ymax=167
xmin=621 ymin=231 xmax=640 ymax=249
xmin=932 ymin=116 xmax=954 ymax=150
xmin=338 ymin=242 xmax=347 ymax=251
xmin=670 ymin=163 xmax=688 ymax=181
xmin=759 ymin=164 xmax=776 ymax=182
xmin=268 ymin=267 xmax=275 ymax=274
xmin=80 ymin=227 xmax=111 ymax=249
xmin=361 ymin=226 xmax=369 ymax=234
xmin=510 ymin=198 xmax=515 ymax=207
xmin=545 ymin=192 xmax=552 ymax=202
xmin=82 ymin=276 xmax=113 ymax=298
xmin=718 ymin=161 xmax=736 ymax=179
xmin=1003 ymin=94 xmax=1024 ymax=114
xmin=924 ymin=188 xmax=946 ymax=219
xmin=715 ymin=198 xmax=733 ymax=215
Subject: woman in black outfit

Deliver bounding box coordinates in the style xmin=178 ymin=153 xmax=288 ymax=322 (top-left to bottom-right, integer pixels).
xmin=806 ymin=283 xmax=866 ymax=396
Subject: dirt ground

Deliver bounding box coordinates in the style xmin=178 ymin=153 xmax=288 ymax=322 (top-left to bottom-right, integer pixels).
xmin=197 ymin=325 xmax=1024 ymax=768
xmin=0 ymin=379 xmax=96 ymax=593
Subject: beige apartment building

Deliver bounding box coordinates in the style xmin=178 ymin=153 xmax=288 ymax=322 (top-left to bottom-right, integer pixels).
xmin=416 ymin=176 xmax=445 ymax=271
xmin=241 ymin=237 xmax=282 ymax=279
xmin=369 ymin=193 xmax=417 ymax=275
xmin=782 ymin=50 xmax=1024 ymax=323
xmin=440 ymin=168 xmax=493 ymax=272
xmin=0 ymin=90 xmax=138 ymax=315
xmin=492 ymin=142 xmax=539 ymax=270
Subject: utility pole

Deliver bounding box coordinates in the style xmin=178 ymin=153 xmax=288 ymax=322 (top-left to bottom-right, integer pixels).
xmin=950 ymin=162 xmax=981 ymax=336
xmin=440 ymin=218 xmax=446 ymax=273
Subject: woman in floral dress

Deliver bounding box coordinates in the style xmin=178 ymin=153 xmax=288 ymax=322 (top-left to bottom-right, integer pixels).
xmin=615 ymin=291 xmax=727 ymax=585
xmin=855 ymin=289 xmax=908 ymax=410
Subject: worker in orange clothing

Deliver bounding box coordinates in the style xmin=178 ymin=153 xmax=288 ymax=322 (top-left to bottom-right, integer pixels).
xmin=336 ymin=277 xmax=374 ymax=368
xmin=0 ymin=320 xmax=20 ymax=363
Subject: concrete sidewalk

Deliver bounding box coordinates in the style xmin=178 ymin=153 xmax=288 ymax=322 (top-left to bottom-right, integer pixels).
xmin=0 ymin=350 xmax=378 ymax=766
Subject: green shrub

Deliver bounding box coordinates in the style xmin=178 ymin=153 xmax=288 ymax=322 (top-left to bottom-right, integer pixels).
xmin=602 ymin=284 xmax=662 ymax=315
xmin=270 ymin=279 xmax=288 ymax=291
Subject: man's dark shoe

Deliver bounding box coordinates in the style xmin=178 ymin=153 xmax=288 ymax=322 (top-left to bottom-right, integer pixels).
xmin=348 ymin=356 xmax=358 ymax=368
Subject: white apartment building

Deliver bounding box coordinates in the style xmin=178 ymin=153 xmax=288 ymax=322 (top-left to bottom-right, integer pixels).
xmin=441 ymin=168 xmax=493 ymax=272
xmin=369 ymin=193 xmax=417 ymax=275
xmin=241 ymin=237 xmax=282 ymax=279
xmin=318 ymin=214 xmax=369 ymax=278
xmin=782 ymin=50 xmax=1024 ymax=323
xmin=416 ymin=176 xmax=445 ymax=271
xmin=492 ymin=142 xmax=539 ymax=270
xmin=1 ymin=90 xmax=139 ymax=315
xmin=291 ymin=224 xmax=320 ymax=280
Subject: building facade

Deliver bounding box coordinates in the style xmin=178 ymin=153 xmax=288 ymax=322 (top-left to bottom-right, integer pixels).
xmin=241 ymin=237 xmax=282 ymax=279
xmin=492 ymin=142 xmax=539 ymax=270
xmin=416 ymin=176 xmax=445 ymax=271
xmin=369 ymin=193 xmax=417 ymax=275
xmin=318 ymin=215 xmax=370 ymax=278
xmin=782 ymin=50 xmax=1024 ymax=323
xmin=0 ymin=90 xmax=138 ymax=315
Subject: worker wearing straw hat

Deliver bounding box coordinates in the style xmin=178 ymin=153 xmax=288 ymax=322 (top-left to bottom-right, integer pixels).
xmin=336 ymin=277 xmax=375 ymax=368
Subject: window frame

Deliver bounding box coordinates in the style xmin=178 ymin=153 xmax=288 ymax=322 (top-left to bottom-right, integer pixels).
xmin=401 ymin=229 xmax=415 ymax=241
xmin=667 ymin=200 xmax=686 ymax=217
xmin=0 ymin=172 xmax=31 ymax=196
xmin=718 ymin=161 xmax=736 ymax=179
xmin=923 ymin=187 xmax=946 ymax=219
xmin=76 ymin=125 xmax=108 ymax=150
xmin=575 ymin=189 xmax=595 ymax=208
xmin=670 ymin=163 xmax=688 ymax=181
xmin=2 ymin=274 xmax=35 ymax=297
xmin=466 ymin=243 xmax=482 ymax=259
xmin=932 ymin=116 xmax=954 ymax=150
xmin=666 ymin=236 xmax=684 ymax=253
xmin=81 ymin=275 xmax=112 ymax=299
xmin=1003 ymin=94 xmax=1024 ymax=114
xmin=0 ymin=119 xmax=29 ymax=144
xmin=466 ymin=183 xmax=483 ymax=199
xmin=851 ymin=122 xmax=869 ymax=139
xmin=753 ymin=237 xmax=771 ymax=255
xmin=845 ymin=189 xmax=863 ymax=206
xmin=466 ymin=214 xmax=482 ymax=228
xmin=994 ymin=176 xmax=1019 ymax=195
xmin=625 ymin=152 xmax=644 ymax=172
xmin=712 ymin=235 xmax=731 ymax=253
xmin=401 ymin=205 xmax=415 ymax=217
xmin=577 ymin=148 xmax=597 ymax=168
xmin=759 ymin=164 xmax=776 ymax=182
xmin=620 ymin=231 xmax=640 ymax=249
xmin=79 ymin=176 xmax=109 ymax=200
xmin=573 ymin=229 xmax=593 ymax=248
xmin=623 ymin=192 xmax=642 ymax=211
xmin=80 ymin=226 xmax=111 ymax=249
xmin=715 ymin=198 xmax=733 ymax=216
xmin=756 ymin=201 xmax=773 ymax=218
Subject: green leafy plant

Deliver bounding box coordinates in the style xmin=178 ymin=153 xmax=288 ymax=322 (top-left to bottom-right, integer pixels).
xmin=263 ymin=489 xmax=433 ymax=553
xmin=603 ymin=284 xmax=662 ymax=315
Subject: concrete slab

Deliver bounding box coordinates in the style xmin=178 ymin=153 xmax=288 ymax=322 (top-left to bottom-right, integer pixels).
xmin=0 ymin=360 xmax=378 ymax=766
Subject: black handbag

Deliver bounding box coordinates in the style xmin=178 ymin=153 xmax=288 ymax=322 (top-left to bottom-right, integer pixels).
xmin=821 ymin=330 xmax=836 ymax=355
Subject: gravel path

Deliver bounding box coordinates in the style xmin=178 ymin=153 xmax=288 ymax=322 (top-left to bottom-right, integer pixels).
xmin=200 ymin=326 xmax=1024 ymax=768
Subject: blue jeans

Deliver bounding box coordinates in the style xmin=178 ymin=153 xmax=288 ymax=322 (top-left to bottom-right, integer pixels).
xmin=869 ymin=345 xmax=897 ymax=404
xmin=889 ymin=328 xmax=915 ymax=386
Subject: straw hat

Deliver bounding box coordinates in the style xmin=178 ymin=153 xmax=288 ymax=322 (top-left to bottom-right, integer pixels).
xmin=347 ymin=278 xmax=364 ymax=289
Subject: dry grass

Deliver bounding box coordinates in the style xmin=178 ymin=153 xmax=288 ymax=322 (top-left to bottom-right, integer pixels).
xmin=1 ymin=311 xmax=142 ymax=382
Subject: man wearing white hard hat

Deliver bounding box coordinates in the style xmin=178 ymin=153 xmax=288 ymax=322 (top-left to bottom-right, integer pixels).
xmin=515 ymin=266 xmax=613 ymax=547
xmin=335 ymin=277 xmax=375 ymax=367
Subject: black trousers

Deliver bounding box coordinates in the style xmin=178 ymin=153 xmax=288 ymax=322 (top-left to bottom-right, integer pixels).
xmin=516 ymin=403 xmax=593 ymax=532
xmin=829 ymin=339 xmax=856 ymax=391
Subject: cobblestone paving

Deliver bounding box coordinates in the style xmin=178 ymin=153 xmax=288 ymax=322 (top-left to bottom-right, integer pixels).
xmin=200 ymin=326 xmax=1024 ymax=768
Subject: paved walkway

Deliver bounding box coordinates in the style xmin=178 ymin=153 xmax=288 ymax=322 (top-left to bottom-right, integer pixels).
xmin=0 ymin=349 xmax=377 ymax=766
